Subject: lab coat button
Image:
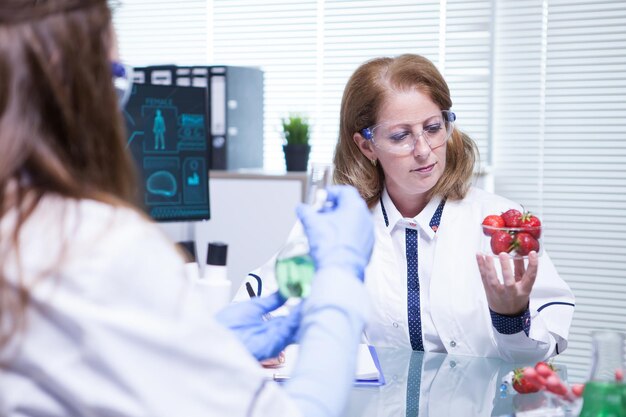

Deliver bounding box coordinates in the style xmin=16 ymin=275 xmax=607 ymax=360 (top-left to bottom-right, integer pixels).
xmin=392 ymin=322 xmax=399 ymax=328
xmin=449 ymin=360 xmax=456 ymax=368
xmin=449 ymin=340 xmax=456 ymax=348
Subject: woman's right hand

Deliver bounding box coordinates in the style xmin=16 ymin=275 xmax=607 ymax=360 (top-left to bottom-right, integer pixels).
xmin=296 ymin=185 xmax=374 ymax=281
xmin=476 ymin=251 xmax=539 ymax=316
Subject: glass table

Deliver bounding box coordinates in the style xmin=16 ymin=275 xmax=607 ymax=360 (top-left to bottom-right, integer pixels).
xmin=342 ymin=348 xmax=581 ymax=416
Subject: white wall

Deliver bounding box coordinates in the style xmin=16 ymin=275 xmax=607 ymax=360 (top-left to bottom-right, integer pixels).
xmin=159 ymin=171 xmax=306 ymax=296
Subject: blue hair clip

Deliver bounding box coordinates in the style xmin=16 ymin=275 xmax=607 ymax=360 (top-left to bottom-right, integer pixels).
xmin=361 ymin=127 xmax=373 ymax=140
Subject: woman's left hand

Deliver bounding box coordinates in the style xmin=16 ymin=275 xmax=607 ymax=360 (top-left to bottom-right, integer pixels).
xmin=260 ymin=351 xmax=286 ymax=368
xmin=476 ymin=251 xmax=539 ymax=316
xmin=215 ymin=292 xmax=302 ymax=361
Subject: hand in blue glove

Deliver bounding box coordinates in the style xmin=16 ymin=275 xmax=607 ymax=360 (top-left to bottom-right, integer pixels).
xmin=215 ymin=291 xmax=302 ymax=361
xmin=296 ymin=185 xmax=374 ymax=281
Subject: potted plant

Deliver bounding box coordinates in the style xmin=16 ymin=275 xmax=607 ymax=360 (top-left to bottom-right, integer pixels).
xmin=281 ymin=114 xmax=310 ymax=172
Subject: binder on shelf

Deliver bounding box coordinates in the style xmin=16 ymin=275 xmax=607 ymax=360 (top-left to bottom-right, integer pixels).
xmin=133 ymin=64 xmax=264 ymax=171
xmin=265 ymin=344 xmax=385 ymax=387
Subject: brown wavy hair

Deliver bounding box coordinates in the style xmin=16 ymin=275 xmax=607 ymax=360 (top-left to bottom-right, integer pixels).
xmin=333 ymin=54 xmax=478 ymax=208
xmin=0 ymin=0 xmax=138 ymax=349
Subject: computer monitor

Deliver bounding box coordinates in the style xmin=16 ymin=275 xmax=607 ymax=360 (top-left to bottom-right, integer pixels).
xmin=123 ymin=83 xmax=211 ymax=222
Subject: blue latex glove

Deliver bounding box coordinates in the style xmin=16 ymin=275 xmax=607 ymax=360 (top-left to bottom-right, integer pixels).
xmin=296 ymin=185 xmax=374 ymax=281
xmin=215 ymin=291 xmax=302 ymax=361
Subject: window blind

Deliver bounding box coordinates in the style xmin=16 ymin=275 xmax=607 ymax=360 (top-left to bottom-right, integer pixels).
xmin=211 ymin=0 xmax=318 ymax=171
xmin=494 ymin=0 xmax=626 ymax=383
xmin=112 ymin=0 xmax=209 ymax=66
xmin=211 ymin=0 xmax=492 ymax=171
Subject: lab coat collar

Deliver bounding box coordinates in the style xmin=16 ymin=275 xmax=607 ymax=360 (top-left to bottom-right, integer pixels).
xmin=380 ymin=188 xmax=443 ymax=240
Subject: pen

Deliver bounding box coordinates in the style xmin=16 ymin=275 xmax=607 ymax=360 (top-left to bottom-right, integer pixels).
xmin=245 ymin=282 xmax=256 ymax=298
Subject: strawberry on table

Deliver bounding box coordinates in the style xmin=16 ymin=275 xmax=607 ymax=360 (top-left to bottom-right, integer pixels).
xmin=534 ymin=362 xmax=555 ymax=378
xmin=571 ymin=384 xmax=585 ymax=397
xmin=545 ymin=374 xmax=568 ymax=396
xmin=490 ymin=230 xmax=514 ymax=255
xmin=482 ymin=214 xmax=505 ymax=236
xmin=501 ymin=208 xmax=523 ymax=227
xmin=522 ymin=367 xmax=547 ymax=390
xmin=513 ymin=367 xmax=541 ymax=394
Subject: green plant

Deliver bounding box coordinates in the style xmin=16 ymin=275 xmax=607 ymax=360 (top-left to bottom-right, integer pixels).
xmin=281 ymin=115 xmax=310 ymax=146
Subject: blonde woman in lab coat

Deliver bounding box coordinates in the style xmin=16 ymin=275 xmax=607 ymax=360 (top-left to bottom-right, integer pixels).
xmin=239 ymin=54 xmax=574 ymax=363
xmin=0 ymin=1 xmax=375 ymax=416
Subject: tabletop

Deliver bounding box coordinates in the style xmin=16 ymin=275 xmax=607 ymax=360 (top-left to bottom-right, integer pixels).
xmin=341 ymin=348 xmax=581 ymax=417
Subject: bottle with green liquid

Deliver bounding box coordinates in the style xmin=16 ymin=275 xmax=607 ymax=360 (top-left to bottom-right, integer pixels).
xmin=275 ymin=237 xmax=315 ymax=298
xmin=579 ymin=331 xmax=626 ymax=417
xmin=275 ymin=163 xmax=332 ymax=299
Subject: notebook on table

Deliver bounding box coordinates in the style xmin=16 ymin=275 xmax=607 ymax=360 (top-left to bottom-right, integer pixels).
xmin=265 ymin=344 xmax=385 ymax=387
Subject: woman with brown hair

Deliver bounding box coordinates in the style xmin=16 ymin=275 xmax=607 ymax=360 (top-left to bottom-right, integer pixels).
xmin=336 ymin=53 xmax=574 ymax=361
xmin=0 ymin=1 xmax=375 ymax=416
xmin=239 ymin=54 xmax=574 ymax=362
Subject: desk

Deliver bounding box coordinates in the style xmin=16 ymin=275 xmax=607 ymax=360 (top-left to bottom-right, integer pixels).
xmin=342 ymin=348 xmax=581 ymax=416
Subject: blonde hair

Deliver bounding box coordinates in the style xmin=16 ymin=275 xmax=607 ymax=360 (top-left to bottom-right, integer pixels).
xmin=333 ymin=54 xmax=478 ymax=208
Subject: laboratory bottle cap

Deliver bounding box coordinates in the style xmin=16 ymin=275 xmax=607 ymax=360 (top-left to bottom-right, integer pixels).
xmin=207 ymin=242 xmax=228 ymax=266
xmin=177 ymin=241 xmax=197 ymax=263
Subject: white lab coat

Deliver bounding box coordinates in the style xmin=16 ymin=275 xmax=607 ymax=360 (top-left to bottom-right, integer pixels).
xmin=237 ymin=187 xmax=575 ymax=362
xmin=0 ymin=196 xmax=302 ymax=417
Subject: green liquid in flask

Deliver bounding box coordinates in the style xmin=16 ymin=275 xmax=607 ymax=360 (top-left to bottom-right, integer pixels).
xmin=275 ymin=254 xmax=315 ymax=298
xmin=579 ymin=381 xmax=626 ymax=417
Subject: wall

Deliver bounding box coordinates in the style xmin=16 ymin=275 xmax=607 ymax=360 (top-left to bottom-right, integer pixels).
xmin=159 ymin=170 xmax=306 ymax=296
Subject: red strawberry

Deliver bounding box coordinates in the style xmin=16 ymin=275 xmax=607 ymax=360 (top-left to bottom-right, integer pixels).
xmin=571 ymin=383 xmax=585 ymax=397
xmin=501 ymin=209 xmax=523 ymax=227
xmin=521 ymin=212 xmax=542 ymax=238
xmin=515 ymin=232 xmax=540 ymax=256
xmin=512 ymin=367 xmax=541 ymax=394
xmin=545 ymin=374 xmax=568 ymax=396
xmin=481 ymin=214 xmax=505 ymax=236
xmin=535 ymin=362 xmax=556 ymax=378
xmin=490 ymin=230 xmax=514 ymax=255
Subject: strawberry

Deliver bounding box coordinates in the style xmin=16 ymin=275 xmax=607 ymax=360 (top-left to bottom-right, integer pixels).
xmin=520 ymin=212 xmax=542 ymax=238
xmin=512 ymin=367 xmax=541 ymax=394
xmin=501 ymin=209 xmax=523 ymax=227
xmin=545 ymin=374 xmax=568 ymax=396
xmin=535 ymin=361 xmax=556 ymax=378
xmin=515 ymin=232 xmax=540 ymax=256
xmin=490 ymin=230 xmax=514 ymax=254
xmin=571 ymin=383 xmax=585 ymax=397
xmin=481 ymin=214 xmax=505 ymax=236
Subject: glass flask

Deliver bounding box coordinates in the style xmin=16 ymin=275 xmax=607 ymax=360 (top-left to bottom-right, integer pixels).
xmin=579 ymin=330 xmax=626 ymax=417
xmin=275 ymin=163 xmax=333 ymax=298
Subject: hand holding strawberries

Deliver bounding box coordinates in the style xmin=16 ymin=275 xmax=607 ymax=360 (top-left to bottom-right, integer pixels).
xmin=476 ymin=251 xmax=538 ymax=316
xmin=477 ymin=208 xmax=543 ymax=315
